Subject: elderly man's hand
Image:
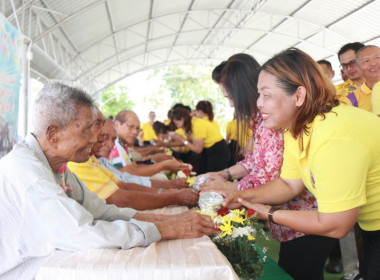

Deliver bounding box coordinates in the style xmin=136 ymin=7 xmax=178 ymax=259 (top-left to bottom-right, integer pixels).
xmin=174 ymin=188 xmax=198 ymax=207
xmin=151 ymin=153 xmax=173 ymax=163
xmin=163 ymin=159 xmax=187 ymax=172
xmin=169 ymin=178 xmax=188 ymax=189
xmin=156 ymin=210 xmax=217 ymax=239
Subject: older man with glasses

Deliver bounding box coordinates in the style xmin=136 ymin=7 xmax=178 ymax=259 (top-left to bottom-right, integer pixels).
xmin=335 ymin=42 xmax=371 ymax=112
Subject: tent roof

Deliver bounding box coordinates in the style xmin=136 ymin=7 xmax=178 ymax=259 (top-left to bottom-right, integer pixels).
xmin=3 ymin=0 xmax=380 ymax=97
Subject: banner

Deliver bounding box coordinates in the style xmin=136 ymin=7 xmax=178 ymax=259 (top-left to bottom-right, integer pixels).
xmin=0 ymin=14 xmax=23 ymax=157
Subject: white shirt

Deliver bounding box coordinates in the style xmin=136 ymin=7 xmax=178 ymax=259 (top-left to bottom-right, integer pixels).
xmin=98 ymin=157 xmax=152 ymax=187
xmin=0 ymin=134 xmax=161 ymax=279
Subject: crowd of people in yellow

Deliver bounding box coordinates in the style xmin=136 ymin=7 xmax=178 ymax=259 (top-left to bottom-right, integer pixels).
xmin=0 ymin=42 xmax=380 ymax=280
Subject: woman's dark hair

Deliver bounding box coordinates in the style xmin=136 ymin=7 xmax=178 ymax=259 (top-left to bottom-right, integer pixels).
xmin=152 ymin=121 xmax=169 ymax=135
xmin=260 ymin=48 xmax=339 ymax=138
xmin=170 ymin=108 xmax=192 ymax=133
xmin=212 ymin=53 xmax=260 ymax=150
xmin=195 ymin=100 xmax=214 ymax=121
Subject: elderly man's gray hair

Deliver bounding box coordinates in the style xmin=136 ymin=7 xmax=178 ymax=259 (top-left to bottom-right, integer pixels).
xmin=32 ymin=83 xmax=96 ymax=136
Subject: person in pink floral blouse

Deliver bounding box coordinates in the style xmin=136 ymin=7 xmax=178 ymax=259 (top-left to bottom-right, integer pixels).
xmin=200 ymin=53 xmax=335 ymax=280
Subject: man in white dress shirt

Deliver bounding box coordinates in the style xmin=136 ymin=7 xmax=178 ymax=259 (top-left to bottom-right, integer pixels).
xmin=0 ymin=83 xmax=216 ymax=279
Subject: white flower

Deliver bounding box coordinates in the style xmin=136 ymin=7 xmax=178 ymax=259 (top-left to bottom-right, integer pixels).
xmin=176 ymin=170 xmax=187 ymax=178
xmin=214 ymin=215 xmax=224 ymax=224
xmin=231 ymin=226 xmax=255 ymax=239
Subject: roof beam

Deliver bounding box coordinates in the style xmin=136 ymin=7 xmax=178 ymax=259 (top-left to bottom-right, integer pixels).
xmin=33 ymin=0 xmax=105 ymax=42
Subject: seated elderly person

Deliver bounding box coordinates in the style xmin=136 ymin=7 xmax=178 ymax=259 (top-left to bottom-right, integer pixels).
xmin=68 ymin=111 xmax=198 ymax=210
xmin=0 ymin=83 xmax=216 ymax=279
xmin=109 ymin=110 xmax=186 ymax=178
xmin=97 ymin=119 xmax=187 ymax=190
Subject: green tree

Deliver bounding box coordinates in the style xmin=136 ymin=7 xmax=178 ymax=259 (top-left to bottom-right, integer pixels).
xmin=99 ymin=85 xmax=135 ymax=119
xmin=148 ymin=65 xmax=234 ymax=133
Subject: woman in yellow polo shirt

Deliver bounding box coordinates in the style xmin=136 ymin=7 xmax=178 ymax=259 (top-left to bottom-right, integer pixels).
xmin=195 ymin=100 xmax=221 ymax=132
xmin=170 ymin=108 xmax=230 ymax=174
xmin=223 ymin=48 xmax=380 ymax=279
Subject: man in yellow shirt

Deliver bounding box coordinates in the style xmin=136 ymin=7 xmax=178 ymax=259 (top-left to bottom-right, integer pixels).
xmin=357 ymin=45 xmax=380 ymax=114
xmin=69 ymin=111 xmax=198 ymax=210
xmin=335 ymin=42 xmax=371 ymax=111
xmin=141 ymin=111 xmax=158 ymax=145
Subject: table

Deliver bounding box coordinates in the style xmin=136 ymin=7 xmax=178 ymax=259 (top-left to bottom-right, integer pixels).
xmin=36 ymin=206 xmax=239 ymax=280
xmin=36 ymin=206 xmax=292 ymax=280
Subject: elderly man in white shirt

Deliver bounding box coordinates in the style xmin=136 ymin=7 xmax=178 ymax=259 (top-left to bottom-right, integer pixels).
xmin=0 ymin=83 xmax=216 ymax=279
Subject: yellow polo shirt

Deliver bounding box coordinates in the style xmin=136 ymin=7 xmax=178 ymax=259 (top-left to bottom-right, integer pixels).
xmin=281 ymin=104 xmax=380 ymax=231
xmin=359 ymin=82 xmax=373 ymax=112
xmin=226 ymin=119 xmax=252 ymax=147
xmin=192 ymin=117 xmax=224 ymax=149
xmin=201 ymin=116 xmax=221 ymax=132
xmin=335 ymin=79 xmax=372 ymax=112
xmin=141 ymin=122 xmax=157 ymax=142
xmin=68 ymin=156 xmax=119 ymax=199
xmin=372 ymin=81 xmax=380 ymax=115
xmin=226 ymin=119 xmax=237 ymax=141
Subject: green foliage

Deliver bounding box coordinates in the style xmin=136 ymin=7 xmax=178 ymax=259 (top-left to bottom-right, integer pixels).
xmin=216 ymin=237 xmax=264 ymax=280
xmin=149 ymin=65 xmax=234 ymax=133
xmin=99 ymin=85 xmax=135 ymax=118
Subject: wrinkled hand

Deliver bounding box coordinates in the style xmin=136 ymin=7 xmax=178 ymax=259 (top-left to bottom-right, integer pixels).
xmin=169 ymin=178 xmax=188 ymax=189
xmin=199 ymin=175 xmax=226 ymax=191
xmin=237 ymin=198 xmax=271 ymax=221
xmin=156 ymin=210 xmax=217 ymax=239
xmin=164 ymin=159 xmax=187 ymax=172
xmin=152 ymin=153 xmax=173 ymax=163
xmin=175 ymin=188 xmax=198 ymax=207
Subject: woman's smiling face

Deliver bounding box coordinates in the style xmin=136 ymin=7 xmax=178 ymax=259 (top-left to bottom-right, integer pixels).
xmin=257 ymin=71 xmax=299 ymax=130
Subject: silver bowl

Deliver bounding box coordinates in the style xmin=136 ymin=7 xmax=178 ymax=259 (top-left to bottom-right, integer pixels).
xmin=198 ymin=191 xmax=224 ymax=211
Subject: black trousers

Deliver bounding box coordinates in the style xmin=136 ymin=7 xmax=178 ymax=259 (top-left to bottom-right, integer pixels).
xmin=278 ymin=235 xmax=336 ymax=280
xmin=197 ymin=139 xmax=230 ymax=174
xmin=360 ymin=228 xmax=380 ymax=279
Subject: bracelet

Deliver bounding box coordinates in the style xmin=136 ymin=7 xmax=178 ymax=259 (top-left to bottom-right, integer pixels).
xmin=268 ymin=207 xmax=280 ymax=224
xmin=225 ymin=169 xmax=232 ymax=181
xmin=157 ymin=188 xmax=164 ymax=194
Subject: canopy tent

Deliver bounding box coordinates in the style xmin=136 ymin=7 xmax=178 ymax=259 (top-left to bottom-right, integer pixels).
xmin=2 ymin=0 xmax=380 ymax=98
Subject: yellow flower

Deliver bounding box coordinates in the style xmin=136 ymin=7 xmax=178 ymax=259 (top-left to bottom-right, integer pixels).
xmin=231 ymin=208 xmax=245 ymax=216
xmin=230 ymin=213 xmax=245 ymax=225
xmin=219 ymin=220 xmax=234 ymax=238
xmin=186 ymin=177 xmax=194 ymax=187
xmin=248 ymin=233 xmax=255 ymax=241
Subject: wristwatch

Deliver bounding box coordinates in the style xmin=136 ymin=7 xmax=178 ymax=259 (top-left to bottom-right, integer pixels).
xmin=268 ymin=207 xmax=280 ymax=224
xmin=184 ymin=140 xmax=189 ymax=146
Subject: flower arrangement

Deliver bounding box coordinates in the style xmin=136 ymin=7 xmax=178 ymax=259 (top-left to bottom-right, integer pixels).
xmin=165 ymin=162 xmax=194 ymax=179
xmin=198 ymin=207 xmax=264 ymax=280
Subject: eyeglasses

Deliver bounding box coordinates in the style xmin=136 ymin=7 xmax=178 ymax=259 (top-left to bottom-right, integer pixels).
xmin=340 ymin=60 xmax=357 ymax=70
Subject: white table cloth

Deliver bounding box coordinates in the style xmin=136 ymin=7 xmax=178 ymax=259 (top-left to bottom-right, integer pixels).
xmin=36 ymin=206 xmax=239 ymax=280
